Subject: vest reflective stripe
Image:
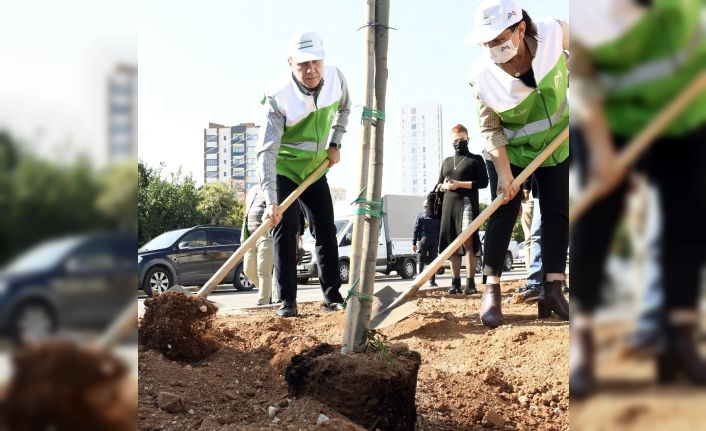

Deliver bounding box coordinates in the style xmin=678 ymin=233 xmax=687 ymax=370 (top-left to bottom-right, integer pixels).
xmin=503 ymin=96 xmax=568 ymax=139
xmin=281 ymin=141 xmax=319 ymax=152
xmin=599 ymin=18 xmax=705 ymax=91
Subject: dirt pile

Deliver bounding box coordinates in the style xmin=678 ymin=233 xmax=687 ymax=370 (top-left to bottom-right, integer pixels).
xmin=139 ymin=292 xmax=220 ymax=361
xmin=286 ymin=343 xmax=421 ymax=431
xmin=139 ymin=280 xmax=569 ymax=430
xmin=2 ymin=341 xmax=135 ymax=431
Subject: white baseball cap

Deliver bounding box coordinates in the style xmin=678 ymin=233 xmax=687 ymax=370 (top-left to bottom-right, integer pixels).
xmin=288 ymin=31 xmax=325 ymax=63
xmin=465 ymin=0 xmax=523 ymax=44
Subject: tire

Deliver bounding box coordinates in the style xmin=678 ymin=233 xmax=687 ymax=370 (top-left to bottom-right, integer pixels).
xmin=338 ymin=259 xmax=350 ymax=285
xmin=297 ymin=277 xmax=310 ymax=285
xmin=9 ymin=300 xmax=57 ymax=346
xmin=503 ymin=252 xmax=513 ymax=272
xmin=233 ymin=262 xmax=254 ymax=291
xmin=143 ymin=266 xmax=173 ymax=297
xmin=397 ymin=258 xmax=416 ymax=280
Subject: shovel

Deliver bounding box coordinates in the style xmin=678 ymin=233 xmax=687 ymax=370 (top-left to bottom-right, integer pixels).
xmin=166 ymin=161 xmax=330 ymax=300
xmin=368 ymin=126 xmax=570 ymax=330
xmin=570 ymin=71 xmax=706 ymax=224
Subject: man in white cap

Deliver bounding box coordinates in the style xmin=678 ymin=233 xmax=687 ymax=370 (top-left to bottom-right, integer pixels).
xmin=466 ymin=0 xmax=570 ymax=328
xmin=257 ymin=31 xmax=350 ymax=317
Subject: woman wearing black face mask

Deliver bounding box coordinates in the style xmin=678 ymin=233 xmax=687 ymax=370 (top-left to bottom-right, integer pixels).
xmin=437 ymin=124 xmax=489 ymax=296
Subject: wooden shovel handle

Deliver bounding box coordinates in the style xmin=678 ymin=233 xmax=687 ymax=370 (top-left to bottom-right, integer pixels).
xmin=570 ymin=72 xmax=706 ymax=224
xmin=197 ymin=161 xmax=330 ymax=298
xmin=387 ymin=126 xmax=570 ymax=309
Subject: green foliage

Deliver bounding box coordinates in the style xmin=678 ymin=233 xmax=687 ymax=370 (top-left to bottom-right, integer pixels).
xmin=197 ymin=182 xmax=242 ymax=226
xmin=137 ymin=161 xmax=245 ymax=246
xmin=366 ymin=330 xmax=398 ymax=369
xmin=0 ymin=133 xmax=132 ymax=265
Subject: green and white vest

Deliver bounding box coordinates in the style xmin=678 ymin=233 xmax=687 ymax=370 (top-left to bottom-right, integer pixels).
xmin=266 ymin=66 xmax=342 ymax=184
xmin=579 ymin=0 xmax=706 ymax=138
xmin=470 ymin=18 xmax=569 ymax=168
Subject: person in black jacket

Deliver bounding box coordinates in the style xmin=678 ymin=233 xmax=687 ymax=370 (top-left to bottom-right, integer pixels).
xmin=412 ymin=201 xmax=441 ymax=287
xmin=437 ymin=124 xmax=489 ymax=295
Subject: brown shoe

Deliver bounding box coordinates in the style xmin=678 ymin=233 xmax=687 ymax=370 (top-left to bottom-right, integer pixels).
xmin=657 ymin=322 xmax=706 ymax=385
xmin=480 ymin=283 xmax=502 ymax=328
xmin=538 ymin=280 xmax=569 ymax=320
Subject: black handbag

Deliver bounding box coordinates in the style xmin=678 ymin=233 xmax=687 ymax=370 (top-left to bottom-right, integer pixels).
xmin=426 ymin=185 xmax=444 ymax=219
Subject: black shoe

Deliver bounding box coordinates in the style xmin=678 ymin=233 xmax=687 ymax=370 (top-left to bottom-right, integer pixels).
xmin=657 ymin=322 xmax=706 ymax=385
xmin=519 ymin=284 xmax=541 ymax=303
xmin=464 ymin=278 xmax=477 ymax=295
xmin=276 ymin=300 xmax=297 ymax=317
xmin=448 ymin=277 xmax=461 ymax=294
xmin=538 ymin=280 xmax=569 ymax=320
xmin=570 ymin=327 xmax=596 ymax=399
xmin=429 ymin=277 xmax=438 ymax=287
xmin=321 ymin=302 xmax=344 ymax=312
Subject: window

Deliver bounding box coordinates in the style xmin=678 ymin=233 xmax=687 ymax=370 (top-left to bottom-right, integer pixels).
xmin=206 ymin=159 xmax=218 ymax=166
xmin=223 ymin=172 xmax=227 ymax=177
xmin=411 ymin=124 xmax=416 ymax=130
xmin=411 ymin=108 xmax=416 ymax=114
xmin=210 ymin=230 xmax=237 ymax=246
xmin=206 ymin=171 xmax=218 ymax=178
xmin=247 ymin=134 xmax=258 ymax=141
xmin=206 ymin=147 xmax=218 ymax=154
xmin=247 ymin=145 xmax=256 ymax=153
xmin=206 ymin=135 xmax=217 ymax=142
xmin=180 ymin=230 xmax=208 ymax=248
xmin=246 ymin=169 xmax=256 ymax=177
xmin=422 ymin=147 xmax=426 ymax=153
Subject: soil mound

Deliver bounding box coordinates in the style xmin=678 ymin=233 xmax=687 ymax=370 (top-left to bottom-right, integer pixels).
xmin=139 ymin=292 xmax=219 ymax=362
xmin=3 ymin=341 xmax=134 ymax=431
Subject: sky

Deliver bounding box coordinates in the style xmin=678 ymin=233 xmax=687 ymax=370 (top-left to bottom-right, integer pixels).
xmin=0 ymin=0 xmax=137 ymax=166
xmin=140 ymin=0 xmax=568 ymax=203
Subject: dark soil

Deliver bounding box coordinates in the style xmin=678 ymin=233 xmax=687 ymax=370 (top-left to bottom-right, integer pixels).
xmin=286 ymin=343 xmax=422 ymax=431
xmin=1 ymin=341 xmax=135 ymax=431
xmin=139 ymin=292 xmax=220 ymax=361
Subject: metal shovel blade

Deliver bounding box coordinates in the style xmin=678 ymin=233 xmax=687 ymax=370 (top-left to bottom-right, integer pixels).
xmin=368 ymin=286 xmax=418 ymax=330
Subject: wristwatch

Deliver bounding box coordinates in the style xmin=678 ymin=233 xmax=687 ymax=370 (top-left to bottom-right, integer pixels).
xmin=329 ymin=141 xmax=342 ymax=150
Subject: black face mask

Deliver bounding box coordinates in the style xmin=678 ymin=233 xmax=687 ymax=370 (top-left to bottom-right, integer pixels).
xmin=453 ymin=139 xmax=469 ymax=155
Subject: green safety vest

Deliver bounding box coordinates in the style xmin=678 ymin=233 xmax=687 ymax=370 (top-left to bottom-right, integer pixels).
xmin=470 ymin=18 xmax=569 ymax=168
xmin=589 ymin=0 xmax=706 ymax=138
xmin=264 ymin=66 xmax=342 ymax=184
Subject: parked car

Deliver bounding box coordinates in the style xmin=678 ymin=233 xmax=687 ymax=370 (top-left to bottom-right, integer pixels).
xmin=138 ymin=225 xmax=252 ymax=296
xmin=0 ymin=231 xmax=136 ymax=344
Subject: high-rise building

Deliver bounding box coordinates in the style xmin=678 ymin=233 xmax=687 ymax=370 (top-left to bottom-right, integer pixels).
xmin=203 ymin=122 xmax=260 ymax=200
xmin=396 ymin=103 xmax=443 ymax=195
xmin=108 ymin=64 xmax=137 ymax=162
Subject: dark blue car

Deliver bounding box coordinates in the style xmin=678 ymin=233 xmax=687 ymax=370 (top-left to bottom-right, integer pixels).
xmin=138 ymin=225 xmax=253 ymax=296
xmin=0 ymin=232 xmax=136 ymax=344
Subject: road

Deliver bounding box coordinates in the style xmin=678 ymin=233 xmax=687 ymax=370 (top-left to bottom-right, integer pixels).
xmin=137 ymin=266 xmax=531 ymax=318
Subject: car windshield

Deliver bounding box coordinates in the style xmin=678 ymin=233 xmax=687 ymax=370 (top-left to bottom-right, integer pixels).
xmin=139 ymin=229 xmax=189 ymax=252
xmin=302 ymin=219 xmax=349 ymax=242
xmin=3 ymin=236 xmax=84 ymax=275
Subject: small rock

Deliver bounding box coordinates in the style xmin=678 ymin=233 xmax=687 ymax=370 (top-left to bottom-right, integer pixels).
xmin=316 ymin=413 xmax=330 ymax=425
xmin=199 ymin=417 xmax=220 ymax=430
xmin=157 ymin=392 xmax=185 ymax=413
xmin=185 ymin=365 xmax=192 ymax=370
xmin=199 ymin=305 xmax=208 ymax=313
xmin=268 ymin=406 xmax=278 ymax=418
xmin=224 ymin=390 xmax=239 ymax=400
xmin=484 ymin=410 xmax=506 ymax=428
xmin=277 ymin=398 xmax=289 ymax=408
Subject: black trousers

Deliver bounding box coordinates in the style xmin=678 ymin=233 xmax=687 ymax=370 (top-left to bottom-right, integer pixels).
xmin=570 ymin=124 xmax=706 ymax=313
xmin=483 ymin=157 xmax=569 ymax=277
xmin=273 ymin=175 xmax=343 ymax=304
xmin=418 ymin=238 xmax=438 ymax=283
